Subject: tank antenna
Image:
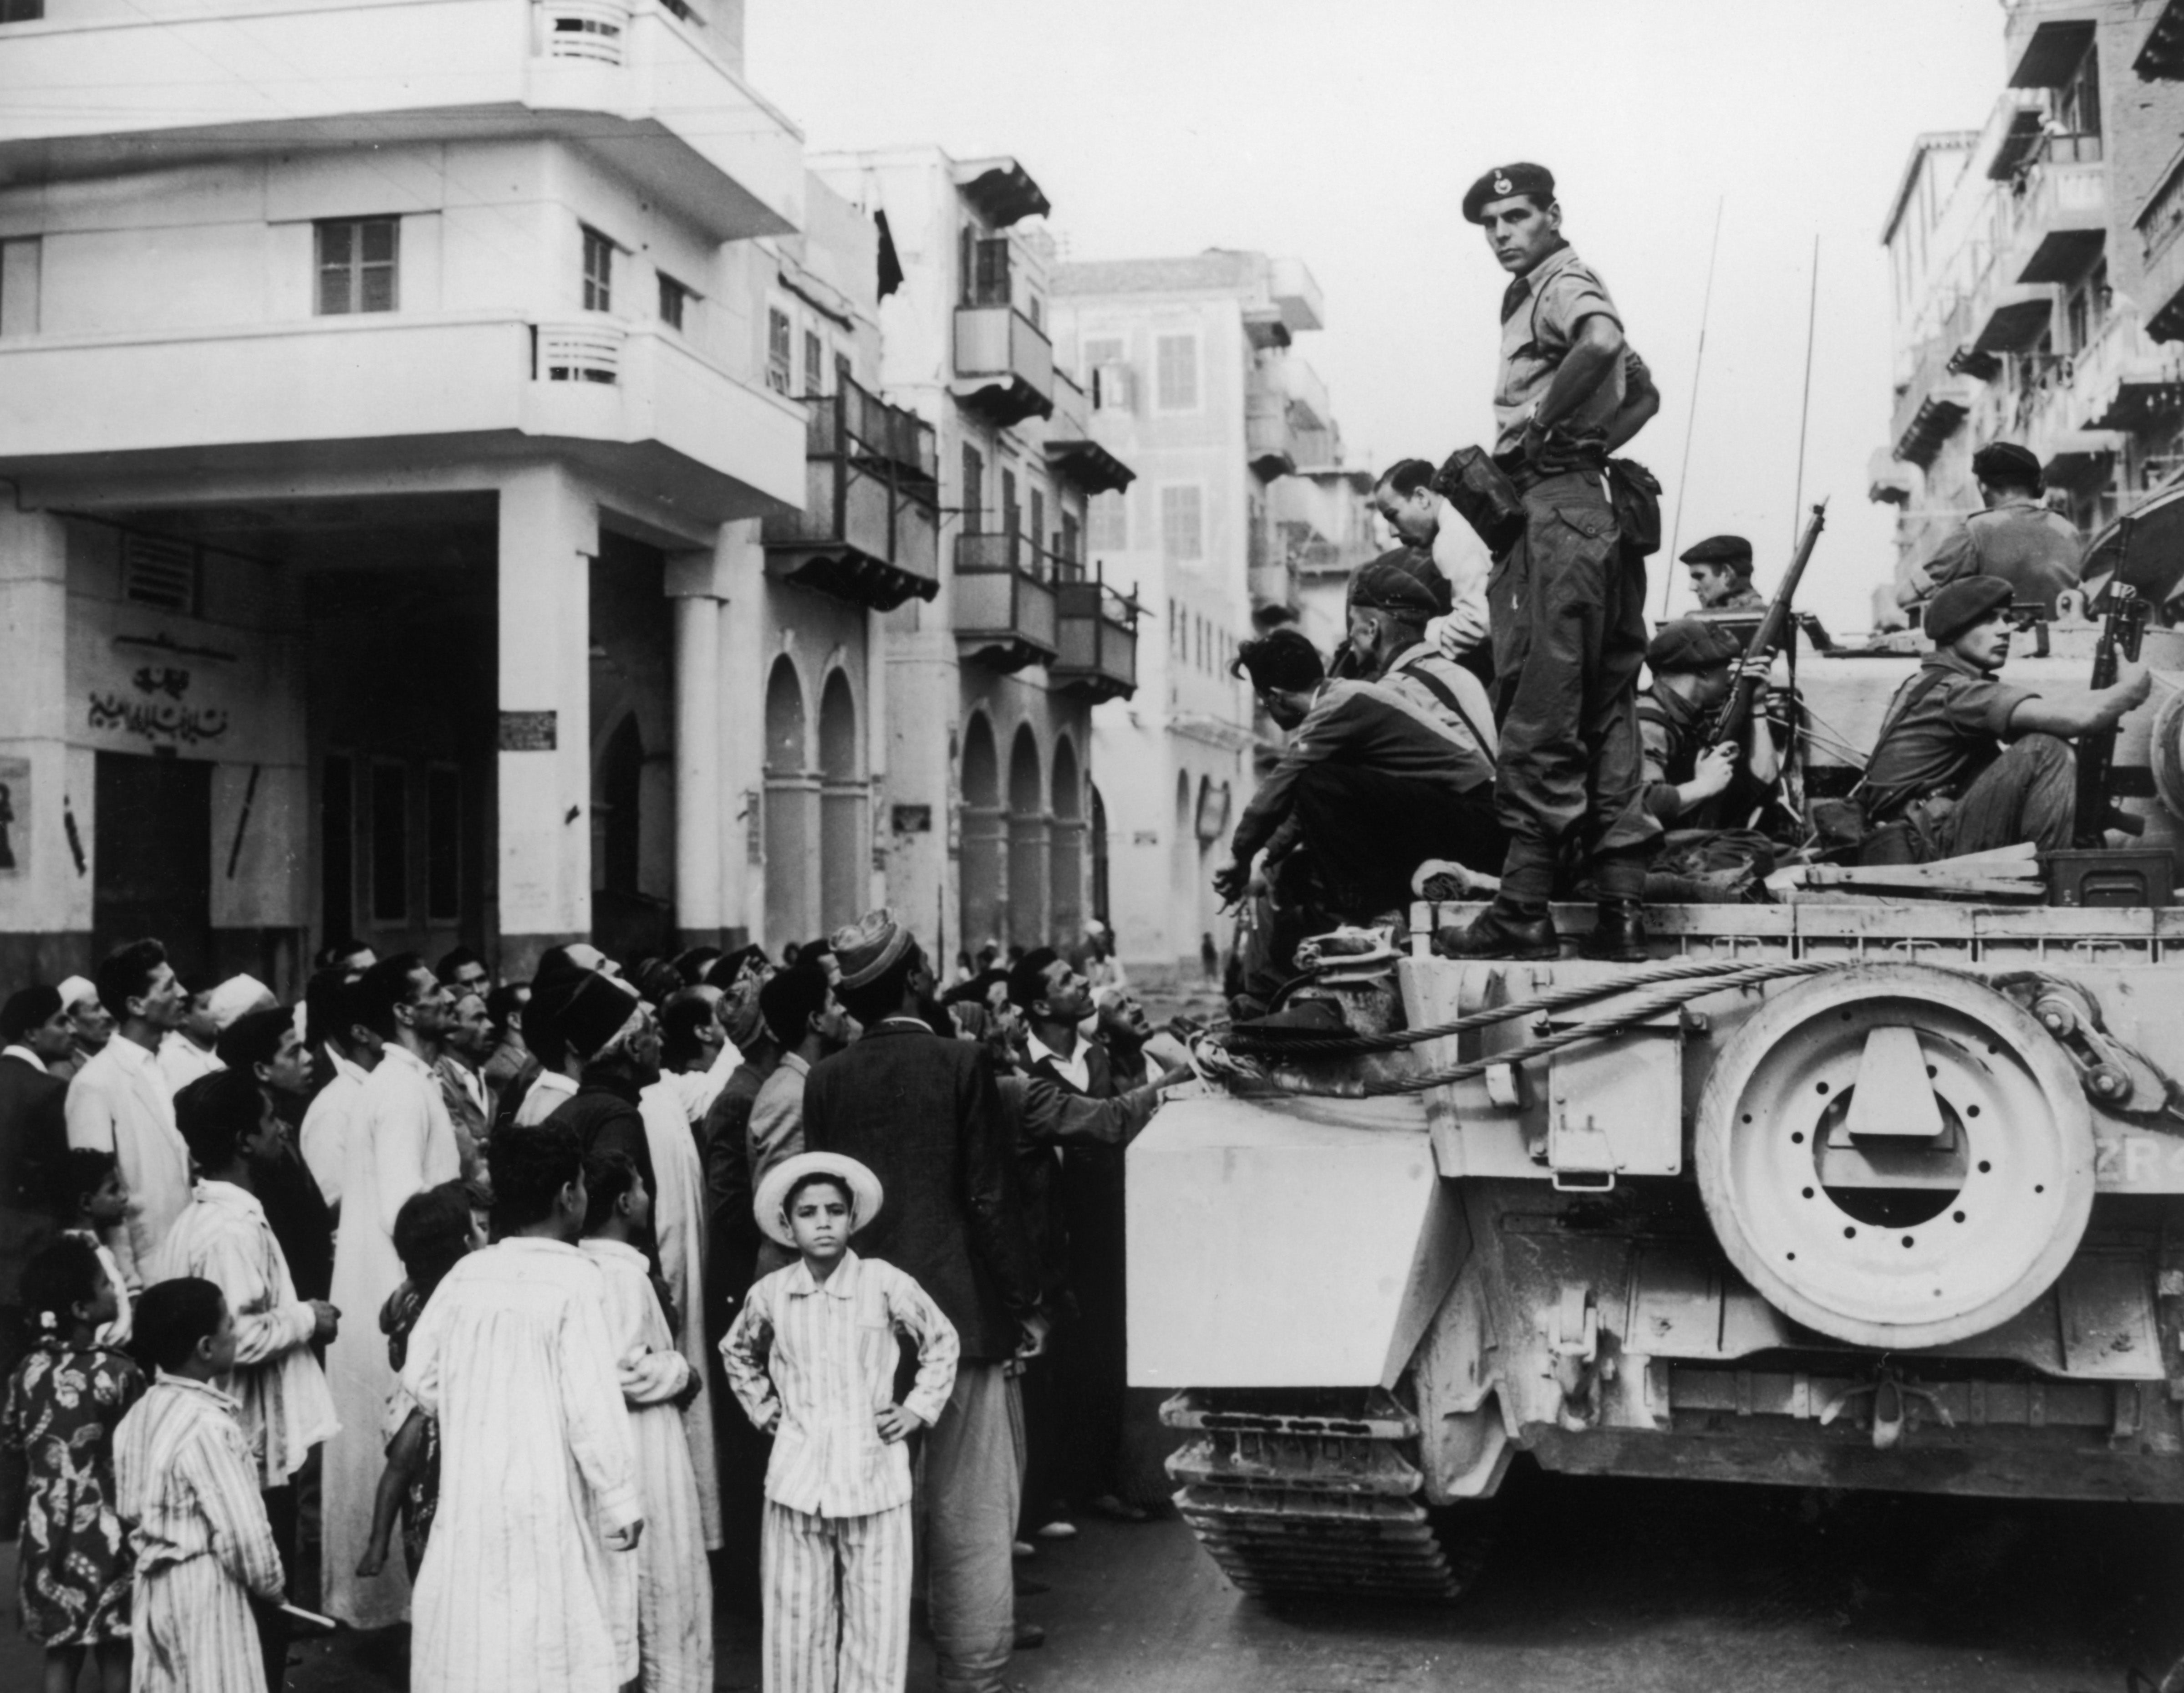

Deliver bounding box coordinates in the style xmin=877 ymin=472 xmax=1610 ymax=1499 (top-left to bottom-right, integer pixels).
xmin=1660 ymin=194 xmax=1726 ymax=618
xmin=1791 ymin=233 xmax=1821 ymax=552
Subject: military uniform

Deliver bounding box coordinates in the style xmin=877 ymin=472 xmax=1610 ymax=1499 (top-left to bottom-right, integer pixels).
xmin=1483 ymin=240 xmax=1657 ymax=907
xmin=1921 ymin=498 xmax=2082 ymax=619
xmin=1861 ymin=576 xmax=2075 ymax=860
xmin=1716 ymin=585 xmax=1765 ymax=611
xmin=1637 ymin=681 xmax=1710 ymax=826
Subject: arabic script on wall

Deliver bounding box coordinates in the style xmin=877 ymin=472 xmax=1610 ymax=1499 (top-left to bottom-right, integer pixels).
xmin=87 ymin=663 xmax=230 ymax=746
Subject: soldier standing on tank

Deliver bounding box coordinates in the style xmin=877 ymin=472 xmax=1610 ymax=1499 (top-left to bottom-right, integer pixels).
xmin=1439 ymin=162 xmax=1664 ymax=963
xmin=1897 ymin=441 xmax=2082 ymax=621
xmin=1680 ymin=535 xmax=1765 ymax=611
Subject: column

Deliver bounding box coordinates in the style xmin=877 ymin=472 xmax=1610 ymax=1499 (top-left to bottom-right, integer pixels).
xmin=667 ymin=551 xmax=723 ymax=952
xmin=496 ymin=465 xmax=597 ymax=978
xmin=0 ymin=508 xmax=88 ymax=985
xmin=714 ymin=520 xmax=766 ymax=951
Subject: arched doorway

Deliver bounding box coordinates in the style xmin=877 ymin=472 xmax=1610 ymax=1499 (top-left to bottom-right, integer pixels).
xmin=1007 ymin=725 xmax=1047 ymax=951
xmin=763 ymin=657 xmax=815 ymax=952
xmin=1089 ymin=783 xmax=1110 ymax=933
xmin=1049 ymin=736 xmax=1084 ymax=947
xmin=817 ymin=670 xmax=863 ymax=934
xmin=960 ymin=714 xmax=1003 ymax=963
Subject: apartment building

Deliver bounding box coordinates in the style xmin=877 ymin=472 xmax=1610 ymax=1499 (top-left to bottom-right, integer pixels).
xmin=1874 ymin=0 xmax=2184 ymax=611
xmin=809 ymin=148 xmax=1139 ymax=969
xmin=0 ymin=0 xmax=824 ymax=988
xmin=1049 ymin=251 xmax=1337 ymax=979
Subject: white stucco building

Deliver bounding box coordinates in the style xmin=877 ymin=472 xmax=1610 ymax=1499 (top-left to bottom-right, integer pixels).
xmin=0 ymin=0 xmax=857 ymax=987
xmin=1049 ymin=251 xmax=1335 ymax=979
xmin=810 ymin=147 xmax=1138 ymax=972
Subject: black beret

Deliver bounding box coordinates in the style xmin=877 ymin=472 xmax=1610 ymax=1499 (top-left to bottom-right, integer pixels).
xmin=1678 ymin=534 xmax=1753 ymax=574
xmin=1462 ymin=162 xmax=1556 ymax=224
xmin=1231 ymin=627 xmax=1325 ymax=693
xmin=1347 ymin=551 xmax=1444 ymax=618
xmin=1646 ymin=618 xmax=1746 ymax=676
xmin=1925 ymin=575 xmax=2017 ymax=645
xmin=1970 ymin=440 xmax=2042 ymax=489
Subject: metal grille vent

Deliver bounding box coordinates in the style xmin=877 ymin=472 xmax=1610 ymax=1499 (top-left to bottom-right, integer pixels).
xmin=121 ymin=533 xmax=202 ymax=615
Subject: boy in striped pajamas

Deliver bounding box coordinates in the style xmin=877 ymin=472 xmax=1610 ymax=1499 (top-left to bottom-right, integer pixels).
xmin=721 ymin=1151 xmax=959 ymax=1693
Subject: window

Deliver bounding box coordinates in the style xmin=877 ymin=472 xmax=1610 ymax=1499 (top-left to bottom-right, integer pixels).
xmin=2058 ymin=42 xmax=2102 ymax=138
xmin=803 ymin=328 xmax=824 ymax=395
xmin=967 ymin=234 xmax=1011 ymax=307
xmin=426 ymin=766 xmax=462 ymax=923
xmin=1088 ymin=491 xmax=1126 ymax=552
xmin=766 ymin=307 xmax=792 ymax=394
xmin=1161 ymin=484 xmax=1205 ymax=564
xmin=1029 ymin=490 xmax=1045 ymax=570
xmin=1156 ymin=334 xmax=1199 ymax=411
xmin=1001 ymin=469 xmax=1020 ymax=555
xmin=961 ymin=443 xmax=985 ymax=535
xmin=371 ymin=762 xmax=408 ymax=923
xmin=658 ymin=272 xmax=690 ymax=331
xmin=1084 ymin=336 xmax=1130 ymax=410
xmin=316 ymin=219 xmax=398 ymax=316
xmin=0 ymin=237 xmax=38 ymax=336
xmin=1027 ymin=294 xmax=1044 ymax=331
xmin=1059 ymin=512 xmax=1081 ymax=574
xmin=582 ymin=226 xmax=613 ymax=312
xmin=0 ymin=0 xmax=45 ymax=23
xmin=121 ymin=531 xmax=202 ymax=615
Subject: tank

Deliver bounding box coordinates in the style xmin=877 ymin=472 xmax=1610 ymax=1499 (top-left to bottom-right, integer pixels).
xmin=1128 ymin=611 xmax=2184 ymax=1602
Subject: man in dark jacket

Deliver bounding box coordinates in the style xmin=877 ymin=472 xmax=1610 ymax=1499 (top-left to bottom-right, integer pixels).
xmin=0 ymin=984 xmax=73 ymax=1534
xmin=543 ymin=971 xmax=659 ymax=1245
xmin=804 ymin=909 xmax=1044 ymax=1693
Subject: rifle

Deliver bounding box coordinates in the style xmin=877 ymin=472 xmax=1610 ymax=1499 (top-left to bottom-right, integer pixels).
xmin=2072 ymin=568 xmax=2151 ymax=847
xmin=1709 ymin=500 xmax=1828 ymax=749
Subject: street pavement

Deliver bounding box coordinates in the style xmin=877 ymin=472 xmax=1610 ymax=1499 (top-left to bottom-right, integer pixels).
xmin=10 ymin=1464 xmax=2176 ymax=1693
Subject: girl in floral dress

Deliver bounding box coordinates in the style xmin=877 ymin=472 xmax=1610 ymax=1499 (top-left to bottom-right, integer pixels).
xmin=1 ymin=1234 xmax=143 ymax=1693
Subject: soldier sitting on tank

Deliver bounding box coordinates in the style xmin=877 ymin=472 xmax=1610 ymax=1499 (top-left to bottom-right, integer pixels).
xmin=1215 ymin=575 xmax=1500 ymax=1005
xmin=1639 ymin=618 xmax=1779 ymax=831
xmin=1896 ymin=441 xmax=2082 ymax=622
xmin=1859 ymin=574 xmax=2148 ymax=863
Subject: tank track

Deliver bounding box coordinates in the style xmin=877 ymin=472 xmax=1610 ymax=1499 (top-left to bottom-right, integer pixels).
xmin=1161 ymin=1389 xmax=1488 ymax=1601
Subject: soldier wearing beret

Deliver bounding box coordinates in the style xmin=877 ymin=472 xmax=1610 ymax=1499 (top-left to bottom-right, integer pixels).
xmin=1216 ymin=560 xmax=1501 ymax=1005
xmin=1438 ymin=163 xmax=1665 ymax=962
xmin=1861 ymin=574 xmax=2148 ymax=862
xmin=1898 ymin=440 xmax=2083 ymax=620
xmin=1638 ymin=619 xmax=1778 ymax=829
xmin=1680 ymin=535 xmax=1765 ymax=612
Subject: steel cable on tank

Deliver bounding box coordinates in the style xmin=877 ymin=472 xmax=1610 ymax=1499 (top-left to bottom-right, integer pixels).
xmin=1223 ymin=956 xmax=1836 ymax=1058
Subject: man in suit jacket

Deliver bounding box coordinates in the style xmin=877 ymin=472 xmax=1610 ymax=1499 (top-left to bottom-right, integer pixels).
xmin=0 ymin=982 xmax=76 ymax=1532
xmin=803 ymin=910 xmax=1044 ymax=1693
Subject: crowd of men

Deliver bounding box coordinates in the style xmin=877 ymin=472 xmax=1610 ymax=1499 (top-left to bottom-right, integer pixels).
xmin=0 ymin=912 xmax=1190 ymax=1692
xmin=1219 ymin=164 xmax=2139 ymax=1006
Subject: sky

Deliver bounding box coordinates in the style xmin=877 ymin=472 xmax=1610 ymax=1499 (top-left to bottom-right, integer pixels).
xmin=747 ymin=0 xmax=2007 ymax=632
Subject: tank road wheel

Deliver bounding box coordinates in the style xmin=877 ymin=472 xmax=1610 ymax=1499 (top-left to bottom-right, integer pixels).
xmin=1695 ymin=962 xmax=2095 ymax=1350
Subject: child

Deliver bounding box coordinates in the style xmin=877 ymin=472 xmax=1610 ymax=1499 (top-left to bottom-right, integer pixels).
xmin=113 ymin=1277 xmax=286 ymax=1693
xmin=355 ymin=1180 xmax=476 ymax=1581
xmin=580 ymin=1151 xmax=712 ymax=1693
xmin=61 ymin=1147 xmax=134 ymax=1346
xmin=720 ymin=1151 xmax=959 ymax=1693
xmin=399 ymin=1119 xmax=642 ymax=1693
xmin=1 ymin=1235 xmax=143 ymax=1693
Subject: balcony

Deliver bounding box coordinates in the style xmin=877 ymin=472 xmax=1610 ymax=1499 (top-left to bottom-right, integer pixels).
xmin=1246 ymin=396 xmax=1297 ymax=480
xmin=0 ymin=0 xmax=801 ymax=243
xmin=1968 ymin=282 xmax=2054 ymax=357
xmin=2041 ymin=429 xmax=2125 ymax=489
xmin=1042 ymin=372 xmax=1136 ymax=495
xmin=2071 ymin=312 xmax=2184 ymax=433
xmin=2000 ymin=136 xmax=2107 ymax=285
xmin=1891 ymin=337 xmax=1980 ymax=468
xmin=1050 ymin=572 xmax=1139 ymax=703
xmin=951 ymin=305 xmax=1054 ymax=427
xmin=2141 ymin=156 xmax=2184 ymax=344
xmin=952 ymin=532 xmax=1057 ymax=672
xmin=0 ymin=311 xmax=806 ymax=520
xmin=762 ymin=377 xmax=940 ymax=611
xmin=2136 ymin=0 xmax=2184 ymax=80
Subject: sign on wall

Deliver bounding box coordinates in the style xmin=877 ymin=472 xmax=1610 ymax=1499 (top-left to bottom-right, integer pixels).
xmin=892 ymin=804 xmax=933 ymax=834
xmin=498 ymin=710 xmax=559 ymax=752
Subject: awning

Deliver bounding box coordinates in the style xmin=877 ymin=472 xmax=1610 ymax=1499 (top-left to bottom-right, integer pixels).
xmin=1044 ymin=438 xmax=1136 ymax=495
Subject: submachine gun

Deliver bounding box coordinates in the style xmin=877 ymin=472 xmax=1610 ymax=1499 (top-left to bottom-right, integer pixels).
xmin=1706 ymin=500 xmax=1828 ymax=751
xmin=2072 ymin=575 xmax=2151 ymax=848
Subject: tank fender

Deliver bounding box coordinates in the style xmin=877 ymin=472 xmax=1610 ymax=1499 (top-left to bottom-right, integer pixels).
xmin=1125 ymin=1086 xmax=1462 ymax=1390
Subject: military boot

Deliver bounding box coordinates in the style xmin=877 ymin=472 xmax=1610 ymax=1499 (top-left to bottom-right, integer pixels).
xmin=1434 ymin=900 xmax=1559 ymax=961
xmin=1578 ymin=897 xmax=1649 ymax=963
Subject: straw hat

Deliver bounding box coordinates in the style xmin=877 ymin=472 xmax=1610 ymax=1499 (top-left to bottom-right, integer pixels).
xmin=753 ymin=1151 xmax=884 ymax=1248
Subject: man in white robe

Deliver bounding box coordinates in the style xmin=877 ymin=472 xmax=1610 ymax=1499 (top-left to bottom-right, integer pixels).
xmin=322 ymin=953 xmax=459 ymax=1629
